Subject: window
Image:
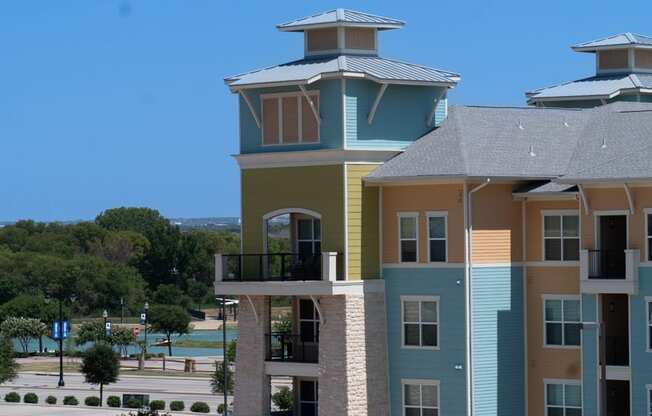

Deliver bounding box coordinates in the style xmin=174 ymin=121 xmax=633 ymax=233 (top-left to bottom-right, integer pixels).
xmin=646 ymin=210 xmax=652 ymax=262
xmin=297 ymin=218 xmax=321 ymax=260
xmin=427 ymin=212 xmax=447 ymax=262
xmin=648 ymin=387 xmax=652 ymax=416
xmin=402 ymin=296 xmax=438 ymax=348
xmin=261 ymin=93 xmax=319 ymax=145
xmin=299 ymin=299 xmax=319 ymax=343
xmin=399 ymin=213 xmax=418 ymax=263
xmin=299 ymin=379 xmax=318 ymax=416
xmin=543 ymin=213 xmax=579 ymax=261
xmin=402 ymin=380 xmax=439 ymax=416
xmin=545 ymin=381 xmax=582 ymax=416
xmin=544 ymin=297 xmax=581 ymax=347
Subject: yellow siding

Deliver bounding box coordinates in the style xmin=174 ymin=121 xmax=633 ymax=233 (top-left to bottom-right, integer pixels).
xmin=347 ymin=164 xmax=379 ymax=280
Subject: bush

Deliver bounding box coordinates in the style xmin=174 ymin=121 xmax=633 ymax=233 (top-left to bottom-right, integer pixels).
xmin=190 ymin=401 xmax=210 ymax=413
xmin=84 ymin=396 xmax=100 ymax=406
xmin=217 ymin=403 xmax=225 ymax=414
xmin=23 ymin=392 xmax=38 ymax=404
xmin=126 ymin=397 xmax=142 ymax=408
xmin=106 ymin=396 xmax=121 ymax=407
xmin=63 ymin=395 xmax=79 ymax=405
xmin=46 ymin=395 xmax=57 ymax=405
xmin=150 ymin=400 xmax=165 ymax=410
xmin=272 ymin=386 xmax=293 ymax=411
xmin=4 ymin=392 xmax=20 ymax=402
xmin=170 ymin=400 xmax=185 ymax=411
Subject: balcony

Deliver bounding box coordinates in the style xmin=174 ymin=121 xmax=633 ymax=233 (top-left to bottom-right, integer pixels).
xmin=580 ymin=249 xmax=639 ymax=294
xmin=266 ymin=332 xmax=319 ymax=363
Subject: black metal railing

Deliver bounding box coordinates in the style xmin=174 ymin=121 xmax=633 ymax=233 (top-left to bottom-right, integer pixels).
xmin=265 ymin=332 xmax=319 ymax=363
xmin=220 ymin=253 xmax=342 ymax=282
xmin=604 ymin=335 xmax=629 ymax=366
xmin=587 ymin=250 xmax=626 ymax=279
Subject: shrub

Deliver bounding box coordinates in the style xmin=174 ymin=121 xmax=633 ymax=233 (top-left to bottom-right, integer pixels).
xmin=217 ymin=403 xmax=225 ymax=414
xmin=170 ymin=400 xmax=185 ymax=411
xmin=4 ymin=392 xmax=20 ymax=402
xmin=63 ymin=395 xmax=79 ymax=405
xmin=150 ymin=400 xmax=165 ymax=410
xmin=106 ymin=396 xmax=121 ymax=407
xmin=46 ymin=395 xmax=57 ymax=405
xmin=126 ymin=397 xmax=142 ymax=408
xmin=84 ymin=396 xmax=100 ymax=406
xmin=23 ymin=392 xmax=38 ymax=404
xmin=190 ymin=401 xmax=210 ymax=413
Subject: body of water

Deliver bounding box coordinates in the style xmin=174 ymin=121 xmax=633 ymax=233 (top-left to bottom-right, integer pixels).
xmin=12 ymin=329 xmax=238 ymax=357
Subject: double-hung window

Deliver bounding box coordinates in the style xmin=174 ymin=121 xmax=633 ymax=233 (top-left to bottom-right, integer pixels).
xmin=261 ymin=93 xmax=319 ymax=145
xmin=297 ymin=218 xmax=321 ymax=261
xmin=399 ymin=213 xmax=418 ymax=263
xmin=544 ymin=296 xmax=581 ymax=347
xmin=402 ymin=379 xmax=440 ymax=416
xmin=299 ymin=298 xmax=320 ymax=343
xmin=545 ymin=380 xmax=582 ymax=416
xmin=402 ymin=296 xmax=438 ymax=348
xmin=646 ymin=209 xmax=652 ymax=261
xmin=427 ymin=212 xmax=447 ymax=262
xmin=543 ymin=212 xmax=580 ymax=261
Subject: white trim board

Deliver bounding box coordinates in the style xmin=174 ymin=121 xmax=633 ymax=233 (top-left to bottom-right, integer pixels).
xmin=234 ymin=149 xmax=398 ymax=170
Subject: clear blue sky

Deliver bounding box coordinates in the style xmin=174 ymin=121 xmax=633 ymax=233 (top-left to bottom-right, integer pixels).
xmin=1 ymin=1 xmax=649 ymax=221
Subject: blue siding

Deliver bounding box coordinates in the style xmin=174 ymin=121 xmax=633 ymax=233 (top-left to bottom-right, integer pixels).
xmin=471 ymin=266 xmax=524 ymax=416
xmin=384 ymin=267 xmax=467 ymax=416
xmin=630 ymin=267 xmax=652 ymax=415
xmin=581 ymin=294 xmax=598 ymax=415
xmin=238 ymin=79 xmax=343 ymax=154
xmin=345 ymin=79 xmax=447 ymax=150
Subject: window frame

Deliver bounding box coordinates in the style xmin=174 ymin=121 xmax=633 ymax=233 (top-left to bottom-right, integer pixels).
xmin=645 ymin=208 xmax=652 ymax=262
xmin=541 ymin=210 xmax=580 ymax=262
xmin=296 ymin=217 xmax=321 ymax=258
xmin=542 ymin=295 xmax=581 ymax=349
xmin=647 ymin=384 xmax=652 ymax=416
xmin=398 ymin=212 xmax=419 ymax=263
xmin=427 ymin=211 xmax=448 ymax=263
xmin=298 ymin=378 xmax=318 ymax=416
xmin=260 ymin=91 xmax=320 ymax=146
xmin=543 ymin=379 xmax=582 ymax=416
xmin=401 ymin=295 xmax=440 ymax=350
xmin=401 ymin=378 xmax=440 ymax=416
xmin=298 ymin=298 xmax=320 ymax=344
xmin=646 ymin=297 xmax=652 ymax=353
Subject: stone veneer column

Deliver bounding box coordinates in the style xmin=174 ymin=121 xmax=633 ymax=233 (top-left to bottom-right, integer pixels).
xmin=233 ymin=295 xmax=270 ymax=416
xmin=318 ymin=292 xmax=389 ymax=415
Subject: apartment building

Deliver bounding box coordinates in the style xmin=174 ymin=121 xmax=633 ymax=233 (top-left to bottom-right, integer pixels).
xmin=216 ymin=10 xmax=652 ymax=416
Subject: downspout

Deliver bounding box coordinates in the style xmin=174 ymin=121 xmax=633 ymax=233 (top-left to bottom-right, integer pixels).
xmin=522 ymin=198 xmax=528 ymax=416
xmin=464 ymin=178 xmax=490 ymax=416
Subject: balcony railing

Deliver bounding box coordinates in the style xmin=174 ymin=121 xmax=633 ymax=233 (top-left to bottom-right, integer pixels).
xmin=215 ymin=252 xmax=341 ymax=282
xmin=265 ymin=332 xmax=319 ymax=363
xmin=580 ymin=249 xmax=639 ymax=294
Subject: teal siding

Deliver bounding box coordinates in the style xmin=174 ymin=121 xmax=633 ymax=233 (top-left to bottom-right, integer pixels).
xmin=238 ymin=79 xmax=343 ymax=154
xmin=384 ymin=267 xmax=467 ymax=416
xmin=629 ymin=267 xmax=652 ymax=415
xmin=581 ymin=294 xmax=598 ymax=415
xmin=345 ymin=79 xmax=447 ymax=150
xmin=471 ymin=266 xmax=524 ymax=416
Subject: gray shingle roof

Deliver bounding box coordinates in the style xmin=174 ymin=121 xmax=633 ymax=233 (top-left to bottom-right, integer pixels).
xmin=367 ymin=102 xmax=652 ymax=183
xmin=572 ymin=33 xmax=652 ymax=51
xmin=225 ymin=55 xmax=460 ymax=89
xmin=277 ymin=9 xmax=404 ymax=31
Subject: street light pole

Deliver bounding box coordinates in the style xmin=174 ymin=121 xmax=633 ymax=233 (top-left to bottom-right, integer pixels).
xmin=144 ymin=302 xmax=149 ymax=355
xmin=103 ymin=309 xmax=108 ymax=341
xmin=57 ymin=297 xmax=64 ymax=387
xmin=120 ymin=298 xmax=124 ymax=324
xmin=221 ymin=296 xmax=228 ymax=415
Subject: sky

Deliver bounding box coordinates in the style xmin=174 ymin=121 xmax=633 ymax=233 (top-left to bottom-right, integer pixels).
xmin=1 ymin=1 xmax=651 ymax=222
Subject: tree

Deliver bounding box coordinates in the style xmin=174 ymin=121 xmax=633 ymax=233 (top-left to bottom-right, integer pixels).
xmin=210 ymin=361 xmax=234 ymax=395
xmin=152 ymin=284 xmax=189 ymax=308
xmin=0 ymin=295 xmax=61 ymax=352
xmin=186 ymin=280 xmax=208 ymax=310
xmin=80 ymin=343 xmax=119 ymax=406
xmin=110 ymin=326 xmax=136 ymax=358
xmin=0 ymin=317 xmax=47 ymax=353
xmin=75 ymin=322 xmax=136 ymax=357
xmin=272 ymin=386 xmax=293 ymax=411
xmin=226 ymin=340 xmax=236 ymax=363
xmin=147 ymin=305 xmax=190 ymax=356
xmin=88 ymin=230 xmax=150 ymax=265
xmin=0 ymin=335 xmax=17 ymax=384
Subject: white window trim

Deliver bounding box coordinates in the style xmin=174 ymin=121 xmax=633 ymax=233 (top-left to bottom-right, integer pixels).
xmin=646 ymin=296 xmax=652 ymax=353
xmin=427 ymin=211 xmax=448 ymax=263
xmin=398 ymin=212 xmax=419 ymax=263
xmin=260 ymin=91 xmax=320 ymax=146
xmin=401 ymin=378 xmax=440 ymax=416
xmin=541 ymin=210 xmax=580 ymax=262
xmin=296 ymin=217 xmax=321 ymax=256
xmin=401 ymin=295 xmax=440 ymax=350
xmin=542 ymin=295 xmax=581 ymax=349
xmin=298 ymin=297 xmax=320 ymax=345
xmin=645 ymin=208 xmax=652 ymax=262
xmin=646 ymin=384 xmax=652 ymax=416
xmin=543 ymin=379 xmax=582 ymax=416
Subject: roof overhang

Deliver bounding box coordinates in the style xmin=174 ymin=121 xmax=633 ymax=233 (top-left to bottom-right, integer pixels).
xmin=572 ymin=44 xmax=652 ymax=52
xmin=364 ymin=175 xmax=557 ymax=187
xmin=555 ymin=177 xmax=652 ymax=185
xmin=234 ymin=149 xmax=400 ymax=170
xmin=512 ymin=191 xmax=578 ymax=201
xmin=277 ymin=22 xmax=404 ymax=32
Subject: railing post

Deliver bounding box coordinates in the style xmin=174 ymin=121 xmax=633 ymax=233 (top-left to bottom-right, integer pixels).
xmin=322 ymin=252 xmax=338 ymax=282
xmin=580 ymin=250 xmax=589 ymax=281
xmin=215 ymin=254 xmax=223 ymax=282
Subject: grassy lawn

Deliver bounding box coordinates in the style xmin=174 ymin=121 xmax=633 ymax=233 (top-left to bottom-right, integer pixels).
xmin=17 ymin=362 xmax=211 ymax=378
xmin=18 ymin=362 xmax=80 ymax=373
xmin=172 ymin=339 xmax=225 ymax=348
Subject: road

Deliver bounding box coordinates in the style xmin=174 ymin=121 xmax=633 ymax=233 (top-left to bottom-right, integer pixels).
xmin=0 ymin=373 xmax=230 ymax=413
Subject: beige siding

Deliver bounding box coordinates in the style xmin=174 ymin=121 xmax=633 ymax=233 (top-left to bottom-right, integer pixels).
xmin=302 ymin=96 xmax=319 ymax=142
xmin=347 ymin=165 xmax=379 ymax=279
xmin=599 ymin=49 xmax=629 ymax=70
xmin=282 ymin=96 xmax=299 ymax=143
xmin=262 ymin=98 xmax=278 ymax=144
xmin=345 ymin=28 xmax=375 ymax=50
xmin=306 ymin=28 xmax=338 ymax=51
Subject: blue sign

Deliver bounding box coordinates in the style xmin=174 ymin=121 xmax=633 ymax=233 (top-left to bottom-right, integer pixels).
xmin=53 ymin=320 xmax=69 ymax=340
xmin=105 ymin=321 xmax=112 ymax=337
xmin=140 ymin=313 xmax=146 ymax=325
xmin=62 ymin=320 xmax=69 ymax=339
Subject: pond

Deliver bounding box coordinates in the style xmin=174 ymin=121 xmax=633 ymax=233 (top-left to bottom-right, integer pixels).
xmin=12 ymin=329 xmax=239 ymax=357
